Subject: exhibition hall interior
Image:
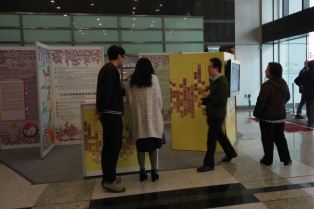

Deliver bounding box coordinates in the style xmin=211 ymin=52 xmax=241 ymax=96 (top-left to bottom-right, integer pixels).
xmin=1 ymin=0 xmax=314 ymax=208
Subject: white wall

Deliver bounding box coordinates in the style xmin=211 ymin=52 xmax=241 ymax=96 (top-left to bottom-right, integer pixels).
xmin=235 ymin=0 xmax=261 ymax=106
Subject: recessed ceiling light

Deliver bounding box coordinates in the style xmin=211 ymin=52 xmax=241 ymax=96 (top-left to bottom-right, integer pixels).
xmin=159 ymin=4 xmax=163 ymax=7
xmin=133 ymin=7 xmax=136 ymax=10
xmin=134 ymin=0 xmax=138 ymax=2
xmin=155 ymin=9 xmax=160 ymax=12
xmin=132 ymin=11 xmax=136 ymax=15
xmin=98 ymin=23 xmax=102 ymax=26
xmin=50 ymin=0 xmax=55 ymax=3
xmin=64 ymin=14 xmax=67 ymax=16
xmin=90 ymin=3 xmax=95 ymax=6
xmin=97 ymin=18 xmax=100 ymax=21
xmin=56 ymin=6 xmax=61 ymax=10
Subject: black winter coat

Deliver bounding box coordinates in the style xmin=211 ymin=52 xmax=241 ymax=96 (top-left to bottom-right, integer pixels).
xmin=254 ymin=78 xmax=290 ymax=120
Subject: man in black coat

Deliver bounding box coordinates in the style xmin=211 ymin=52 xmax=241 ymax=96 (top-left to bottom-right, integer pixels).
xmin=198 ymin=58 xmax=237 ymax=172
xmin=96 ymin=45 xmax=126 ymax=193
xmin=294 ymin=60 xmax=308 ymax=119
xmin=295 ymin=60 xmax=314 ymax=128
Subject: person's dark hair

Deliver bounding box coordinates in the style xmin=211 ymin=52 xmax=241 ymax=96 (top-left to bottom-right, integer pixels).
xmin=308 ymin=60 xmax=314 ymax=70
xmin=107 ymin=45 xmax=125 ymax=60
xmin=210 ymin=58 xmax=222 ymax=73
xmin=130 ymin=58 xmax=155 ymax=88
xmin=268 ymin=62 xmax=283 ymax=78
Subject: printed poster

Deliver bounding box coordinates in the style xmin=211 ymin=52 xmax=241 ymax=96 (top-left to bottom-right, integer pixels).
xmin=81 ymin=103 xmax=151 ymax=177
xmin=36 ymin=42 xmax=56 ymax=158
xmin=50 ymin=47 xmax=104 ymax=143
xmin=169 ymin=52 xmax=236 ymax=152
xmin=0 ymin=48 xmax=39 ymax=148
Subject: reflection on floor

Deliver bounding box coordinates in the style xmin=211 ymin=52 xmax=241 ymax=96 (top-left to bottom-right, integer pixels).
xmin=2 ymin=110 xmax=314 ymax=209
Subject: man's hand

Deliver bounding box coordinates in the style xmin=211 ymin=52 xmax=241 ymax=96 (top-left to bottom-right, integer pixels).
xmin=251 ymin=117 xmax=260 ymax=122
xmin=95 ymin=112 xmax=101 ymax=119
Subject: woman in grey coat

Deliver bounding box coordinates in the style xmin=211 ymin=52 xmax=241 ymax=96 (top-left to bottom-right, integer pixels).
xmin=127 ymin=58 xmax=164 ymax=182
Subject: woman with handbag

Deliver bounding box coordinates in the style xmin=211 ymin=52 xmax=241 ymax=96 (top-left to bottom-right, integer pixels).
xmin=126 ymin=58 xmax=164 ymax=182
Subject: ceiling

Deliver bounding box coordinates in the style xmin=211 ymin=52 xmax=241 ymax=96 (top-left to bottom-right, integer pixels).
xmin=0 ymin=0 xmax=196 ymax=15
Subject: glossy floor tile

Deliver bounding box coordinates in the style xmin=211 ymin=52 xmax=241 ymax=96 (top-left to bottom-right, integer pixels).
xmin=0 ymin=164 xmax=47 ymax=209
xmin=263 ymin=196 xmax=314 ymax=209
xmin=210 ymin=202 xmax=269 ymax=209
xmin=254 ymin=188 xmax=309 ymax=201
xmin=89 ymin=183 xmax=259 ymax=209
xmin=242 ymin=178 xmax=291 ymax=189
xmin=35 ymin=180 xmax=95 ymax=207
xmin=32 ymin=201 xmax=90 ymax=209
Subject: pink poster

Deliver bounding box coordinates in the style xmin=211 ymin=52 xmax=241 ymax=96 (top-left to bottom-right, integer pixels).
xmin=0 ymin=48 xmax=39 ymax=148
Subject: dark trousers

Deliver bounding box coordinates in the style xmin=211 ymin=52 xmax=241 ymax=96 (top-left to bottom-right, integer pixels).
xmin=203 ymin=116 xmax=237 ymax=168
xmin=305 ymin=97 xmax=314 ymax=126
xmin=100 ymin=114 xmax=123 ymax=183
xmin=259 ymin=121 xmax=291 ymax=164
xmin=296 ymin=93 xmax=306 ymax=115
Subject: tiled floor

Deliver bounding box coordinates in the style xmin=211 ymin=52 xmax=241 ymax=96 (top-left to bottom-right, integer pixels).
xmin=2 ymin=111 xmax=314 ymax=209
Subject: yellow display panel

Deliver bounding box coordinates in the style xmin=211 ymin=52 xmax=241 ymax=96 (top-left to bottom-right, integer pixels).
xmin=81 ymin=103 xmax=150 ymax=177
xmin=169 ymin=52 xmax=236 ymax=152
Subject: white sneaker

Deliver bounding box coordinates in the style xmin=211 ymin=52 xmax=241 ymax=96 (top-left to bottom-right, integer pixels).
xmin=102 ymin=181 xmax=126 ymax=193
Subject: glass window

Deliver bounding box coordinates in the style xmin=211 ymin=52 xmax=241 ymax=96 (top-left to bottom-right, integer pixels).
xmin=74 ymin=30 xmax=119 ymax=42
xmin=0 ymin=14 xmax=19 ymax=27
xmin=164 ymin=17 xmax=203 ymax=29
xmin=73 ymin=16 xmax=118 ymax=28
xmin=24 ymin=30 xmax=71 ymax=42
xmin=311 ymin=0 xmax=314 ymax=6
xmin=289 ymin=0 xmax=302 ymax=14
xmin=121 ymin=30 xmax=163 ymax=42
xmin=121 ymin=16 xmax=162 ymax=29
xmin=279 ymin=37 xmax=307 ymax=107
xmin=262 ymin=0 xmax=273 ymax=24
xmin=166 ymin=44 xmax=203 ymax=52
xmin=165 ymin=31 xmax=203 ymax=42
xmin=23 ymin=15 xmax=71 ymax=27
xmin=122 ymin=44 xmax=163 ymax=54
xmin=308 ymin=32 xmax=314 ymax=60
xmin=0 ymin=29 xmax=21 ymax=42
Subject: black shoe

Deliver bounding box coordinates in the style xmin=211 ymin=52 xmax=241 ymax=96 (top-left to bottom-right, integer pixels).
xmin=151 ymin=170 xmax=159 ymax=182
xmin=260 ymin=159 xmax=272 ymax=166
xmin=197 ymin=166 xmax=214 ymax=172
xmin=284 ymin=160 xmax=292 ymax=166
xmin=139 ymin=169 xmax=148 ymax=182
xmin=295 ymin=115 xmax=306 ymax=119
xmin=222 ymin=153 xmax=238 ymax=162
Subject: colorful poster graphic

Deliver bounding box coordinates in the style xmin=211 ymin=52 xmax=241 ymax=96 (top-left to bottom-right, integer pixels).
xmin=50 ymin=47 xmax=104 ymax=143
xmin=0 ymin=80 xmax=26 ymax=121
xmin=81 ymin=103 xmax=150 ymax=177
xmin=139 ymin=54 xmax=171 ymax=123
xmin=36 ymin=42 xmax=55 ymax=158
xmin=0 ymin=48 xmax=39 ymax=148
xmin=169 ymin=52 xmax=236 ymax=152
